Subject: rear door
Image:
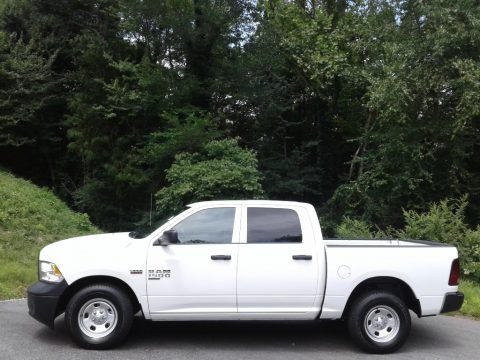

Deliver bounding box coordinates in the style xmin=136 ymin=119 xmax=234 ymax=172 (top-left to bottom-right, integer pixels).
xmin=236 ymin=205 xmax=319 ymax=316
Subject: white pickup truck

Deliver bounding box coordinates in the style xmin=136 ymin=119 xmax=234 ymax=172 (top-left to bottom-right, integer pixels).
xmin=27 ymin=200 xmax=464 ymax=353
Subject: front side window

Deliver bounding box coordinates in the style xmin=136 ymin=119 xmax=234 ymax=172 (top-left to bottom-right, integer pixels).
xmin=247 ymin=207 xmax=302 ymax=243
xmin=172 ymin=207 xmax=235 ymax=244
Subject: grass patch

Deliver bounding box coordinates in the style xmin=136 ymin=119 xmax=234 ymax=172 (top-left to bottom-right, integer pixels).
xmin=454 ymin=280 xmax=480 ymax=319
xmin=0 ymin=170 xmax=99 ymax=300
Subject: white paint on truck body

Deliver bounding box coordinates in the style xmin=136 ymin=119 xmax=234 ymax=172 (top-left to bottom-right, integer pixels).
xmin=39 ymin=200 xmax=459 ymax=321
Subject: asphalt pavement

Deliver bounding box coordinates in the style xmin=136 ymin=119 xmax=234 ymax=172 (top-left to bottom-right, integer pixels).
xmin=0 ymin=299 xmax=478 ymax=360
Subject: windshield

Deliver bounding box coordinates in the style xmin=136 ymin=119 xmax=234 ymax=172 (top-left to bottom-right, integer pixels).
xmin=128 ymin=214 xmax=175 ymax=239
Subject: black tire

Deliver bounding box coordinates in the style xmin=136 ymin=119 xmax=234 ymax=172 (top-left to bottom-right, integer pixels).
xmin=65 ymin=284 xmax=134 ymax=349
xmin=347 ymin=291 xmax=411 ymax=354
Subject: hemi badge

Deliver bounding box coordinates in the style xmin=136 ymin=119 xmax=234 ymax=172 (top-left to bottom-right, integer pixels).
xmin=130 ymin=270 xmax=143 ymax=275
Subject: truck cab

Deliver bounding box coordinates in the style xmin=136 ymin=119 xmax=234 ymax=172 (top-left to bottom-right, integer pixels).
xmin=146 ymin=201 xmax=325 ymax=319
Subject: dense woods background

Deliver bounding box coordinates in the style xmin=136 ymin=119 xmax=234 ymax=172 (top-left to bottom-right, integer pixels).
xmin=1 ymin=0 xmax=480 ymax=236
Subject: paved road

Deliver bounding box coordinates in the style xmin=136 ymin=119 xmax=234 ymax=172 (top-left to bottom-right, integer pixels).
xmin=0 ymin=299 xmax=478 ymax=360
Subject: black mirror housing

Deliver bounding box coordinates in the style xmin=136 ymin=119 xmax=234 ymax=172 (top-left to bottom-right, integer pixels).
xmin=158 ymin=229 xmax=179 ymax=246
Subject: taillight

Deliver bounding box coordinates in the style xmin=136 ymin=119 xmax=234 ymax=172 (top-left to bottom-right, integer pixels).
xmin=449 ymin=258 xmax=460 ymax=286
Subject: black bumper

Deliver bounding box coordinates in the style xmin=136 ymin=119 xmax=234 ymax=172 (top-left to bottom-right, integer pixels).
xmin=440 ymin=292 xmax=464 ymax=313
xmin=27 ymin=281 xmax=68 ymax=328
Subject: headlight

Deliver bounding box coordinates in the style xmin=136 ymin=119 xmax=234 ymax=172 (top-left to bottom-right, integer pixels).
xmin=39 ymin=261 xmax=64 ymax=283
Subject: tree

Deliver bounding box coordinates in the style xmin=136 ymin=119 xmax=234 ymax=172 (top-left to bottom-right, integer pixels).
xmin=327 ymin=0 xmax=480 ymax=227
xmin=0 ymin=34 xmax=61 ymax=185
xmin=156 ymin=138 xmax=264 ymax=214
xmin=66 ymin=0 xmax=254 ymax=229
xmin=1 ymin=0 xmax=480 ymax=234
xmin=223 ymin=0 xmax=361 ymax=206
xmin=0 ymin=0 xmax=122 ymax=189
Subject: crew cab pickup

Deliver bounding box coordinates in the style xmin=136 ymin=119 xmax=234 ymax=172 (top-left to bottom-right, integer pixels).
xmin=27 ymin=200 xmax=464 ymax=353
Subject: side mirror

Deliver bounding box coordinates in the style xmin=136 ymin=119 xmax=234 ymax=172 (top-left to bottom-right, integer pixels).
xmin=157 ymin=229 xmax=179 ymax=246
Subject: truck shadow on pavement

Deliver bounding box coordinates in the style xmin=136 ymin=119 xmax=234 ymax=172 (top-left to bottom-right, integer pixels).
xmin=36 ymin=315 xmax=458 ymax=355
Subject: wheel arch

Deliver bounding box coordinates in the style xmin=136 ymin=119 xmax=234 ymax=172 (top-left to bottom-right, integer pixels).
xmin=342 ymin=276 xmax=421 ymax=318
xmin=56 ymin=275 xmax=142 ymax=317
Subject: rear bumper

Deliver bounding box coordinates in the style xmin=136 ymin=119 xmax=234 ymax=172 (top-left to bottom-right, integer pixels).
xmin=27 ymin=281 xmax=68 ymax=328
xmin=440 ymin=292 xmax=464 ymax=313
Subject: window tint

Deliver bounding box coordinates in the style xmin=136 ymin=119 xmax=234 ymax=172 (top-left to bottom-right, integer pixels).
xmin=172 ymin=207 xmax=235 ymax=244
xmin=247 ymin=207 xmax=302 ymax=243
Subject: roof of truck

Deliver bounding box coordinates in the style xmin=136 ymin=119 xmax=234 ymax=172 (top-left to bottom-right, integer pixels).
xmin=188 ymin=200 xmax=311 ymax=208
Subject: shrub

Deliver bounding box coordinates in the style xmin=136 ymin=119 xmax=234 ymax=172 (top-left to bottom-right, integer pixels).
xmin=335 ymin=196 xmax=480 ymax=281
xmin=397 ymin=197 xmax=468 ymax=244
xmin=397 ymin=196 xmax=479 ymax=281
xmin=463 ymin=229 xmax=480 ymax=281
xmin=336 ymin=217 xmax=375 ymax=239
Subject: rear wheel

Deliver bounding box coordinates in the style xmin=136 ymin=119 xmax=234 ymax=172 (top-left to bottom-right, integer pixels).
xmin=65 ymin=284 xmax=133 ymax=349
xmin=347 ymin=291 xmax=411 ymax=354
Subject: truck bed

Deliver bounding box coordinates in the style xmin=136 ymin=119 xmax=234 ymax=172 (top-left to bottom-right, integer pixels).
xmin=321 ymin=238 xmax=458 ymax=320
xmin=324 ymin=238 xmax=453 ymax=247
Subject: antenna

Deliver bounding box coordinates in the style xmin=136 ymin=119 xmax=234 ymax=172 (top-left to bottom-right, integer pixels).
xmin=149 ymin=192 xmax=153 ymax=226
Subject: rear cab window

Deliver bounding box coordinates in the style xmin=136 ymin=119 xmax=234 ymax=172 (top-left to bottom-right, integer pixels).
xmin=246 ymin=207 xmax=302 ymax=243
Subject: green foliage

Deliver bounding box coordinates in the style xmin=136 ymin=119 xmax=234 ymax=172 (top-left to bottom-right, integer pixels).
xmin=336 ymin=197 xmax=480 ymax=281
xmin=0 ymin=170 xmax=98 ymax=299
xmin=398 ymin=197 xmax=469 ymax=244
xmin=60 ymin=0 xmax=253 ymax=229
xmin=457 ymin=280 xmax=480 ymax=319
xmin=398 ymin=197 xmax=480 ymax=281
xmin=126 ymin=113 xmax=220 ymax=192
xmin=0 ymin=36 xmax=59 ymax=147
xmin=1 ymin=0 xmax=480 ymax=281
xmin=67 ymin=50 xmax=221 ymax=227
xmin=269 ymin=2 xmax=347 ymax=94
xmin=156 ymin=138 xmax=264 ymax=214
xmin=231 ymin=1 xmax=354 ymax=206
xmin=327 ymin=0 xmax=480 ymax=227
xmin=0 ymin=0 xmax=123 ymax=187
xmin=335 ymin=217 xmax=375 ymax=239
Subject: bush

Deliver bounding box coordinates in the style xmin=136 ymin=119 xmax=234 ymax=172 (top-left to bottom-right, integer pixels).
xmin=335 ymin=217 xmax=393 ymax=239
xmin=397 ymin=196 xmax=480 ymax=281
xmin=336 ymin=217 xmax=375 ymax=239
xmin=335 ymin=196 xmax=480 ymax=281
xmin=463 ymin=229 xmax=480 ymax=280
xmin=397 ymin=197 xmax=468 ymax=244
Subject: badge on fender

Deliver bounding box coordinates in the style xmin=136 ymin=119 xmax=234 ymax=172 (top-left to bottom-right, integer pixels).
xmin=148 ymin=269 xmax=171 ymax=280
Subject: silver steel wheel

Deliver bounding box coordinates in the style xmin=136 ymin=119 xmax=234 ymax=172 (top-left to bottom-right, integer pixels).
xmin=364 ymin=305 xmax=400 ymax=343
xmin=78 ymin=298 xmax=118 ymax=339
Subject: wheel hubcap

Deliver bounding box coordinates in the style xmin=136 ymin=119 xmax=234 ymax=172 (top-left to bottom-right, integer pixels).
xmin=364 ymin=305 xmax=400 ymax=343
xmin=78 ymin=298 xmax=118 ymax=338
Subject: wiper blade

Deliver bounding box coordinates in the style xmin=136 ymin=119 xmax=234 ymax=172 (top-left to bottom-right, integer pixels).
xmin=185 ymin=239 xmax=208 ymax=244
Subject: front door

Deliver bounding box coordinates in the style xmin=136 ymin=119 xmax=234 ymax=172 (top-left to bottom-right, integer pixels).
xmin=147 ymin=206 xmax=240 ymax=319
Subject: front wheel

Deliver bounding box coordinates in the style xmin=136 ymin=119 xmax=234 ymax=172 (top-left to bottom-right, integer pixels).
xmin=65 ymin=284 xmax=134 ymax=349
xmin=347 ymin=291 xmax=411 ymax=354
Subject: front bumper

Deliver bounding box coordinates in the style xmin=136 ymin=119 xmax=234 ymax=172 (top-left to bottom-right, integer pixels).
xmin=27 ymin=280 xmax=68 ymax=328
xmin=440 ymin=292 xmax=464 ymax=313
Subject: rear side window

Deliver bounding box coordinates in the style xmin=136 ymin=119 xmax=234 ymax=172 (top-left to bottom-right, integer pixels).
xmin=247 ymin=207 xmax=302 ymax=243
